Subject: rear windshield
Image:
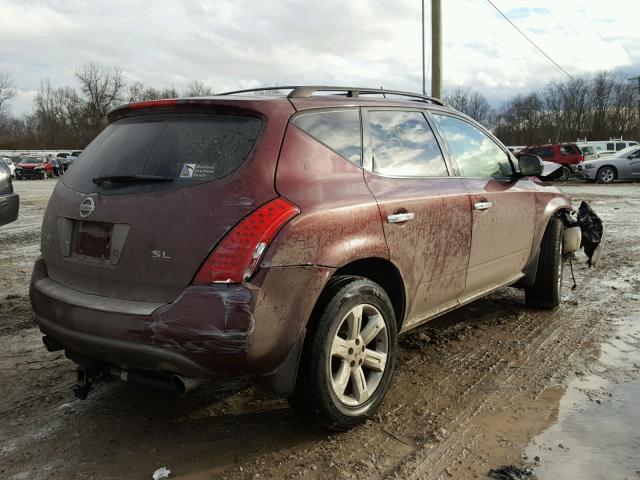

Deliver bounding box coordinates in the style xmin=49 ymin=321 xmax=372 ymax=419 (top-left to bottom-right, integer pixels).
xmin=63 ymin=114 xmax=262 ymax=195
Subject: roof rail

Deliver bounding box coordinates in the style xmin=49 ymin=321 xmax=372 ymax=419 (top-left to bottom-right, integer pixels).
xmin=218 ymin=85 xmax=445 ymax=106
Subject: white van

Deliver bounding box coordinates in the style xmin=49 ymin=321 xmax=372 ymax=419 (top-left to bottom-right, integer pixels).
xmin=577 ymin=138 xmax=639 ymax=157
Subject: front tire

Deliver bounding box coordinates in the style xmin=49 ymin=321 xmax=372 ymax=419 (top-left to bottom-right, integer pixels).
xmin=289 ymin=276 xmax=398 ymax=430
xmin=526 ymin=218 xmax=564 ymax=309
xmin=597 ymin=166 xmax=616 ymax=184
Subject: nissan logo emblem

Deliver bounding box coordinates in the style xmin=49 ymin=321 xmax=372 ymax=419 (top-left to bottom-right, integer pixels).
xmin=79 ymin=197 xmax=95 ymax=217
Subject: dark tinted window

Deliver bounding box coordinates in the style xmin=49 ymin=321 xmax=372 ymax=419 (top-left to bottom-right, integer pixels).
xmin=292 ymin=110 xmax=361 ymax=165
xmin=528 ymin=147 xmax=553 ymax=158
xmin=63 ymin=114 xmax=262 ymax=195
xmin=432 ymin=114 xmax=512 ymax=177
xmin=616 ymin=142 xmax=626 ymax=151
xmin=368 ymin=110 xmax=448 ymax=177
xmin=606 ymin=142 xmax=614 ymax=150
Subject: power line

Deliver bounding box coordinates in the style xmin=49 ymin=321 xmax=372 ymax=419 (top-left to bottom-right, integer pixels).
xmin=482 ymin=0 xmax=574 ymax=80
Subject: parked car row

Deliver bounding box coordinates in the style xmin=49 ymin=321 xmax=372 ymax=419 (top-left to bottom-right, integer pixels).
xmin=0 ymin=150 xmax=83 ymax=180
xmin=512 ymin=139 xmax=639 ymax=183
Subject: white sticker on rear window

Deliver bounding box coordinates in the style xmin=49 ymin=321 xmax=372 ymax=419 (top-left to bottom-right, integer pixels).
xmin=192 ymin=164 xmax=216 ymax=178
xmin=180 ymin=164 xmax=195 ymax=177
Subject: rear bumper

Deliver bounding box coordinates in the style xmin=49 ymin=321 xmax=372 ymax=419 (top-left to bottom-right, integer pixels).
xmin=0 ymin=192 xmax=19 ymax=226
xmin=30 ymin=257 xmax=334 ymax=378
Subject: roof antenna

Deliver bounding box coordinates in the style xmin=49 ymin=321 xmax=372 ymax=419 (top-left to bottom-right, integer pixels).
xmin=380 ymin=86 xmax=386 ymax=98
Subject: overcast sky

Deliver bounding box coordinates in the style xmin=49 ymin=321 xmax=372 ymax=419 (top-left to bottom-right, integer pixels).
xmin=1 ymin=0 xmax=639 ymax=116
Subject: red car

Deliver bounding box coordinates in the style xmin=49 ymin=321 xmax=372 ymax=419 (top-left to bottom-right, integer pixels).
xmin=518 ymin=143 xmax=584 ymax=181
xmin=31 ymin=86 xmax=591 ymax=430
xmin=15 ymin=156 xmax=55 ymax=180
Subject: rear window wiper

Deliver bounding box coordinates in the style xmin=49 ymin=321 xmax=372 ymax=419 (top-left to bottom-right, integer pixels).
xmin=92 ymin=174 xmax=175 ymax=185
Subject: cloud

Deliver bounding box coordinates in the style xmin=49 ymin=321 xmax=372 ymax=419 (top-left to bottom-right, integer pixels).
xmin=1 ymin=0 xmax=639 ymax=116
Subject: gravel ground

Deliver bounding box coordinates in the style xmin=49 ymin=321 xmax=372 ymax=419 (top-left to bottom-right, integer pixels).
xmin=0 ymin=179 xmax=638 ymax=480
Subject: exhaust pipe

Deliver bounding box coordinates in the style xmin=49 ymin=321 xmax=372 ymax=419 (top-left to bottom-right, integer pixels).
xmin=171 ymin=375 xmax=207 ymax=394
xmin=111 ymin=368 xmax=206 ymax=395
xmin=112 ymin=368 xmax=178 ymax=394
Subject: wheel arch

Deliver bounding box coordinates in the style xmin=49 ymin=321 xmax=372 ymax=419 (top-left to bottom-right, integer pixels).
xmin=517 ymin=200 xmax=572 ymax=289
xmin=331 ymin=257 xmax=407 ymax=330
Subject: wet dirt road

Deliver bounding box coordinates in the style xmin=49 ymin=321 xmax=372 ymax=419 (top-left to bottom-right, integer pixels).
xmin=1 ymin=179 xmax=639 ymax=480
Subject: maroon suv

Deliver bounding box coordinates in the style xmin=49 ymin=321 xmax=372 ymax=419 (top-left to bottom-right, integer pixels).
xmin=519 ymin=143 xmax=584 ymax=181
xmin=30 ymin=86 xmax=580 ymax=430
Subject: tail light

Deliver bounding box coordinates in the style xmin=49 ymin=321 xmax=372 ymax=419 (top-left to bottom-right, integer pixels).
xmin=128 ymin=99 xmax=178 ymax=110
xmin=193 ymin=197 xmax=300 ymax=284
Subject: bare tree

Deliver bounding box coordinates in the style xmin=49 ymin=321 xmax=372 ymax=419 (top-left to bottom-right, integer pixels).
xmin=126 ymin=81 xmax=182 ymax=102
xmin=185 ymin=80 xmax=213 ymax=97
xmin=32 ymin=80 xmax=84 ymax=147
xmin=75 ymin=62 xmax=124 ymax=133
xmin=444 ymin=87 xmax=496 ymax=127
xmin=0 ymin=72 xmax=16 ymax=113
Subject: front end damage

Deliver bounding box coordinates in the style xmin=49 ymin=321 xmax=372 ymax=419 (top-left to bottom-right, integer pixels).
xmin=556 ymin=201 xmax=605 ymax=268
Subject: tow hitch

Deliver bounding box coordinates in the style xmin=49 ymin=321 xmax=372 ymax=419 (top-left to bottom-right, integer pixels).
xmin=74 ymin=365 xmax=111 ymax=400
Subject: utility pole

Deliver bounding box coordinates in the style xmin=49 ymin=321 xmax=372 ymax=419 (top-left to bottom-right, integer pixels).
xmin=421 ymin=0 xmax=426 ymax=95
xmin=431 ymin=0 xmax=442 ymax=99
xmin=629 ymin=76 xmax=640 ymax=137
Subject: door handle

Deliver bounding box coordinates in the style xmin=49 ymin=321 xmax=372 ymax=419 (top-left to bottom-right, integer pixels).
xmin=474 ymin=201 xmax=493 ymax=211
xmin=387 ymin=212 xmax=415 ymax=224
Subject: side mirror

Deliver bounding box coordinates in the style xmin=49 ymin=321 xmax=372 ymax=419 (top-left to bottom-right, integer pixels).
xmin=518 ymin=154 xmax=544 ymax=176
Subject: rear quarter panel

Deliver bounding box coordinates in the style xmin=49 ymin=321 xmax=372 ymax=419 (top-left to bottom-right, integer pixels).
xmin=265 ymin=124 xmax=388 ymax=268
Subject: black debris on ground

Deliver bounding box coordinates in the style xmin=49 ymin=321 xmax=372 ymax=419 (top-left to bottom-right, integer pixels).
xmin=488 ymin=465 xmax=534 ymax=480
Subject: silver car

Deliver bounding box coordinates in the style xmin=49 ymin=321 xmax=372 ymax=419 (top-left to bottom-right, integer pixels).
xmin=576 ymin=146 xmax=640 ymax=183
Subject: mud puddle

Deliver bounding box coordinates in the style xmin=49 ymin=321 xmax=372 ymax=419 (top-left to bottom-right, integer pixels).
xmin=525 ymin=315 xmax=640 ymax=480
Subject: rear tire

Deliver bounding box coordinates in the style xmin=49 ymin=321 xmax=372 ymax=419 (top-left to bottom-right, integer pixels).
xmin=526 ymin=218 xmax=564 ymax=309
xmin=597 ymin=166 xmax=616 ymax=184
xmin=558 ymin=166 xmax=571 ymax=182
xmin=289 ymin=276 xmax=397 ymax=430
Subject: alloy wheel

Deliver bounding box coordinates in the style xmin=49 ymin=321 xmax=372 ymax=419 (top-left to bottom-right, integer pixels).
xmin=329 ymin=304 xmax=389 ymax=407
xmin=600 ymin=167 xmax=615 ymax=183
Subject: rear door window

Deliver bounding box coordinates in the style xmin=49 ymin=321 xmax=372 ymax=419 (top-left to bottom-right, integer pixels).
xmin=616 ymin=142 xmax=626 ymax=151
xmin=529 ymin=147 xmax=553 ymax=158
xmin=606 ymin=142 xmax=614 ymax=150
xmin=367 ymin=110 xmax=448 ymax=177
xmin=431 ymin=114 xmax=512 ymax=177
xmin=63 ymin=114 xmax=262 ymax=195
xmin=292 ymin=110 xmax=361 ymax=165
xmin=560 ymin=145 xmax=578 ymax=155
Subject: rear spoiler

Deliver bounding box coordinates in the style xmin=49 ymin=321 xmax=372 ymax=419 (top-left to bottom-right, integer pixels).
xmin=107 ymin=98 xmax=266 ymax=123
